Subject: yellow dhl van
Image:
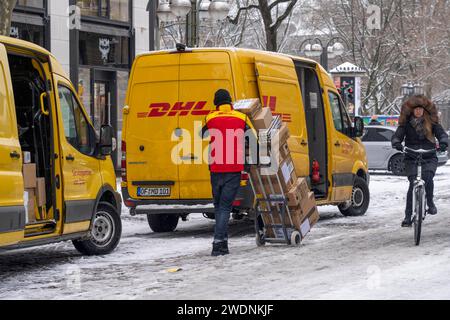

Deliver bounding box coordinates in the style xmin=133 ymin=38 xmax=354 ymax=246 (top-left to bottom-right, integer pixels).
xmin=121 ymin=47 xmax=370 ymax=232
xmin=0 ymin=36 xmax=121 ymax=255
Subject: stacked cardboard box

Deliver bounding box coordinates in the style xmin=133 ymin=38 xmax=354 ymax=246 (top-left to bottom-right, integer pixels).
xmin=22 ymin=161 xmax=46 ymax=223
xmin=235 ymin=98 xmax=320 ymax=242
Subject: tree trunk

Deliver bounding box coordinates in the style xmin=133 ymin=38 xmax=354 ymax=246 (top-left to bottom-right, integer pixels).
xmin=0 ymin=0 xmax=17 ymax=36
xmin=258 ymin=0 xmax=276 ymax=52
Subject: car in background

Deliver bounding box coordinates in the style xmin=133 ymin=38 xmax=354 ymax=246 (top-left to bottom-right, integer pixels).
xmin=362 ymin=125 xmax=448 ymax=175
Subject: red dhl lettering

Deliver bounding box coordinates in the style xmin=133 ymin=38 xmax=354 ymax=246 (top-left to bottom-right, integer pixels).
xmin=137 ymin=101 xmax=210 ymax=118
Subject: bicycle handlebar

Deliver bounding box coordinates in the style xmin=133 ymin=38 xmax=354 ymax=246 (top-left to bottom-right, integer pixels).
xmin=403 ymin=147 xmax=436 ymax=154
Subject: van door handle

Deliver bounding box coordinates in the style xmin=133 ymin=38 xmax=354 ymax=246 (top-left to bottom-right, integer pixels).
xmin=301 ymin=140 xmax=308 ymax=146
xmin=66 ymin=154 xmax=75 ymax=161
xmin=335 ymin=141 xmax=341 ymax=147
xmin=10 ymin=151 xmax=21 ymax=159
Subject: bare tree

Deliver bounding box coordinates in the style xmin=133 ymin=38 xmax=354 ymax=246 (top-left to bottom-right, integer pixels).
xmin=0 ymin=0 xmax=17 ymax=36
xmin=228 ymin=0 xmax=298 ymax=52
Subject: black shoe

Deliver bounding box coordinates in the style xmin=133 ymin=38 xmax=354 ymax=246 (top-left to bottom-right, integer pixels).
xmin=211 ymin=242 xmax=222 ymax=256
xmin=221 ymin=241 xmax=229 ymax=255
xmin=401 ymin=217 xmax=412 ymax=227
xmin=211 ymin=241 xmax=229 ymax=256
xmin=428 ymin=205 xmax=437 ymax=215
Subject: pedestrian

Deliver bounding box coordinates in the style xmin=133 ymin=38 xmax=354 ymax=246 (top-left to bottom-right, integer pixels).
xmin=202 ymin=89 xmax=256 ymax=256
xmin=391 ymin=94 xmax=448 ymax=227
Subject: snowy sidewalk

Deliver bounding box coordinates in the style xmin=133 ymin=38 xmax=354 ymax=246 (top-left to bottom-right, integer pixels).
xmin=1 ymin=165 xmax=449 ymax=299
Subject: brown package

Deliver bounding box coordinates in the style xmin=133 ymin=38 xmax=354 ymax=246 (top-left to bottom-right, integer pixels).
xmin=300 ymin=191 xmax=316 ymax=216
xmin=252 ymin=107 xmax=273 ymax=130
xmin=25 ymin=189 xmax=36 ymax=223
xmin=22 ymin=163 xmax=37 ymax=189
xmin=36 ymin=177 xmax=46 ymax=207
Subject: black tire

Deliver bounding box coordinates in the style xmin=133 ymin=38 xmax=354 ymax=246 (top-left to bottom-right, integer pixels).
xmin=414 ymin=187 xmax=424 ymax=246
xmin=147 ymin=214 xmax=179 ymax=232
xmin=72 ymin=202 xmax=122 ymax=256
xmin=390 ymin=154 xmax=406 ymax=176
xmin=338 ymin=176 xmax=370 ymax=216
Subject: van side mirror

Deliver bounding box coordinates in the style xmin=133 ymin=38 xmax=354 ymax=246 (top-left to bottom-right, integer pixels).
xmin=353 ymin=117 xmax=364 ymax=138
xmin=99 ymin=125 xmax=114 ymax=156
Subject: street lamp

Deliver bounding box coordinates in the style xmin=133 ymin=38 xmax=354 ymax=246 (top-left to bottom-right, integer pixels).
xmin=299 ymin=37 xmax=347 ymax=71
xmin=154 ymin=0 xmax=231 ymax=47
xmin=401 ymin=81 xmax=424 ymax=99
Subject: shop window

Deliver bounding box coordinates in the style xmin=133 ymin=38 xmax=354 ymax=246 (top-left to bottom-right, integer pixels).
xmin=17 ymin=0 xmax=44 ymax=8
xmin=79 ymin=32 xmax=130 ymax=68
xmin=10 ymin=23 xmax=44 ymax=47
xmin=76 ymin=0 xmax=129 ymax=22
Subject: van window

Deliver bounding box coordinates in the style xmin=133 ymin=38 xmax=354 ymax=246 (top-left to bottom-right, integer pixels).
xmin=328 ymin=92 xmax=343 ymax=132
xmin=58 ymin=85 xmax=94 ymax=155
xmin=328 ymin=91 xmax=352 ymax=136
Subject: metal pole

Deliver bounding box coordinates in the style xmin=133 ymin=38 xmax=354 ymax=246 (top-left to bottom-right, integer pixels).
xmin=320 ymin=48 xmax=328 ymax=72
xmin=148 ymin=0 xmax=158 ymax=51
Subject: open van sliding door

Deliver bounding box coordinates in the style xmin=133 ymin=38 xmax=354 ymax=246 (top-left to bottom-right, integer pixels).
xmin=293 ymin=62 xmax=328 ymax=198
xmin=254 ymin=58 xmax=311 ymax=180
xmin=0 ymin=44 xmax=24 ymax=246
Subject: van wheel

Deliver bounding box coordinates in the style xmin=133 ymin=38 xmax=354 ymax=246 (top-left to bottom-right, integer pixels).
xmin=72 ymin=202 xmax=122 ymax=256
xmin=147 ymin=214 xmax=179 ymax=232
xmin=390 ymin=154 xmax=405 ymax=176
xmin=338 ymin=177 xmax=370 ymax=217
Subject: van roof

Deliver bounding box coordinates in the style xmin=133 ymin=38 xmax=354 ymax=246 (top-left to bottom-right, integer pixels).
xmin=137 ymin=47 xmax=321 ymax=67
xmin=0 ymin=35 xmax=53 ymax=57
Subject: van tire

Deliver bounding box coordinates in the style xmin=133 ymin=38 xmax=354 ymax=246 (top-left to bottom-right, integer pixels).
xmin=72 ymin=202 xmax=122 ymax=256
xmin=338 ymin=177 xmax=370 ymax=217
xmin=147 ymin=214 xmax=179 ymax=232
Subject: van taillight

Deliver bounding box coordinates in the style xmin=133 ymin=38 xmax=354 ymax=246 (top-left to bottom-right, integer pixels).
xmin=241 ymin=172 xmax=249 ymax=181
xmin=121 ymin=141 xmax=127 ymax=182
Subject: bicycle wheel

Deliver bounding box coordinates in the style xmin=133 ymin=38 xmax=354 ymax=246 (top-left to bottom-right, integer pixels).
xmin=413 ymin=186 xmax=425 ymax=246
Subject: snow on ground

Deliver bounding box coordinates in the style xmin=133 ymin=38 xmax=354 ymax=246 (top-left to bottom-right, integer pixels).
xmin=1 ymin=164 xmax=450 ymax=300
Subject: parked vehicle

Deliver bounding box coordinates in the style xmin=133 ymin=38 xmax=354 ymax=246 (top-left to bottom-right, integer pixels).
xmin=121 ymin=47 xmax=370 ymax=232
xmin=362 ymin=125 xmax=448 ymax=175
xmin=0 ymin=36 xmax=122 ymax=255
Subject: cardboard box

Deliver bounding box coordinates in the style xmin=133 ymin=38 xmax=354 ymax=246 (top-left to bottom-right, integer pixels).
xmin=309 ymin=207 xmax=320 ymax=226
xmin=300 ymin=217 xmax=311 ymax=238
xmin=300 ymin=191 xmax=316 ymax=216
xmin=296 ymin=177 xmax=310 ymax=201
xmin=275 ymin=123 xmax=290 ymax=145
xmin=233 ymin=98 xmax=261 ymax=117
xmin=286 ymin=183 xmax=301 ymax=207
xmin=22 ymin=163 xmax=36 ymax=189
xmin=24 ymin=189 xmax=36 ymax=223
xmin=252 ymin=107 xmax=273 ymax=130
xmin=36 ymin=177 xmax=46 ymax=207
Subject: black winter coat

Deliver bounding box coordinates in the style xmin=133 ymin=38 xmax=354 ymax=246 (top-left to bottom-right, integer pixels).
xmin=391 ymin=122 xmax=448 ymax=176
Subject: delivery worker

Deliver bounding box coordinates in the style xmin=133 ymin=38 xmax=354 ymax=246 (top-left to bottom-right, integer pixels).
xmin=202 ymin=89 xmax=256 ymax=256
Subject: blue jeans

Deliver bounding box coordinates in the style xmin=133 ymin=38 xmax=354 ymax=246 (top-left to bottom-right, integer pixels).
xmin=210 ymin=172 xmax=241 ymax=243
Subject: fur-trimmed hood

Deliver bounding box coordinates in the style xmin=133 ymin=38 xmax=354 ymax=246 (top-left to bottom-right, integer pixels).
xmin=399 ymin=94 xmax=439 ymax=125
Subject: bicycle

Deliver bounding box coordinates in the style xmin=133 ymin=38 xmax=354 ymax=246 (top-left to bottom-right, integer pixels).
xmin=403 ymin=147 xmax=436 ymax=246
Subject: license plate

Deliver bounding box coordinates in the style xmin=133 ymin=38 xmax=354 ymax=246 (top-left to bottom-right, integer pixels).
xmin=137 ymin=187 xmax=171 ymax=197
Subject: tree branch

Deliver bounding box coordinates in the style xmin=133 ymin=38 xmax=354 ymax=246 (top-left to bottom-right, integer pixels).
xmin=270 ymin=0 xmax=297 ymax=31
xmin=228 ymin=4 xmax=260 ymax=25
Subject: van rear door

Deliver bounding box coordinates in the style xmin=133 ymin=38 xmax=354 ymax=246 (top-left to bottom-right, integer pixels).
xmin=0 ymin=44 xmax=25 ymax=246
xmin=125 ymin=54 xmax=180 ymax=199
xmin=254 ymin=58 xmax=310 ymax=177
xmin=178 ymin=51 xmax=235 ymax=199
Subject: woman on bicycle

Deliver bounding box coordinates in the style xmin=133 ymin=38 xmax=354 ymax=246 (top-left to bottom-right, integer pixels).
xmin=391 ymin=94 xmax=448 ymax=227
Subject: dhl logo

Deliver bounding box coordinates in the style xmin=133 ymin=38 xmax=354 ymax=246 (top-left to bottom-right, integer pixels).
xmin=137 ymin=101 xmax=210 ymax=118
xmin=137 ymin=96 xmax=292 ymax=122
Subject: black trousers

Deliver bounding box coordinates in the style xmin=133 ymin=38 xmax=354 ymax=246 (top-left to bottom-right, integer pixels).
xmin=405 ymin=171 xmax=435 ymax=217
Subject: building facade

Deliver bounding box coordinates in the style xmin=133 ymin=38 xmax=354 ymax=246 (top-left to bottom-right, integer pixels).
xmin=11 ymin=0 xmax=150 ymax=169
